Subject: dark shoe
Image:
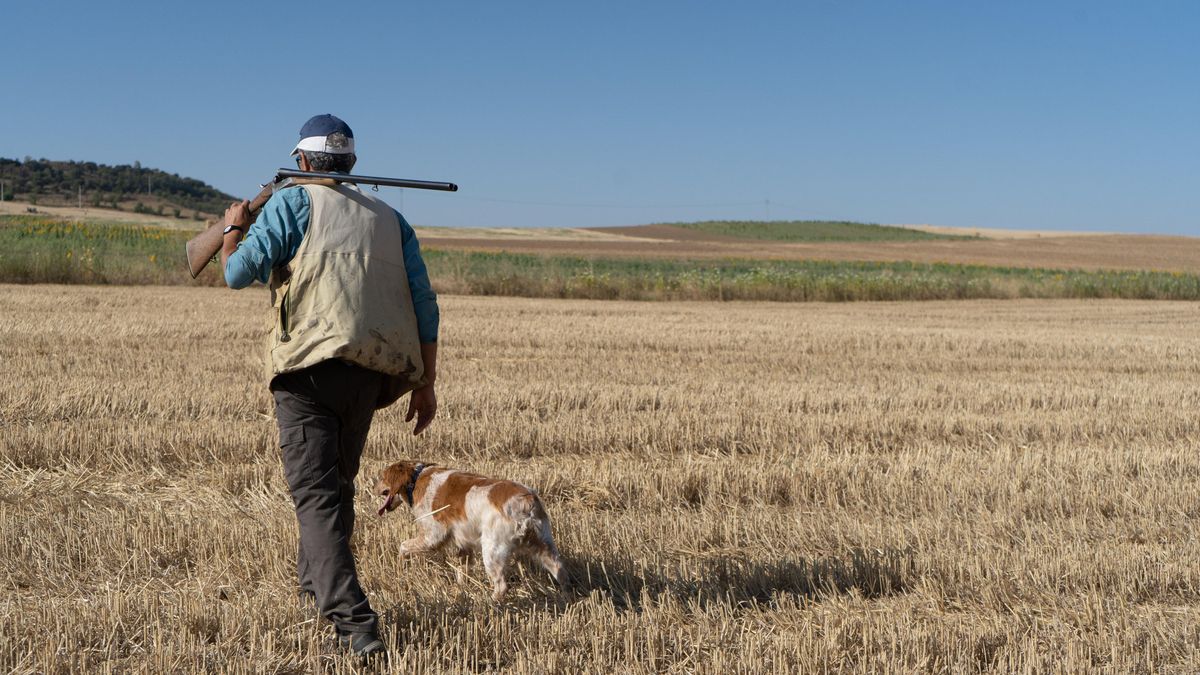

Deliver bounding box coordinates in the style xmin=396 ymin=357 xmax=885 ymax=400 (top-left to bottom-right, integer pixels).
xmin=298 ymin=589 xmax=316 ymax=609
xmin=337 ymin=630 xmax=386 ymax=659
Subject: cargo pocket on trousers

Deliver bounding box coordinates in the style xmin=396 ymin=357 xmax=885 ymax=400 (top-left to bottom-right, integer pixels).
xmin=278 ymin=424 xmax=312 ymax=492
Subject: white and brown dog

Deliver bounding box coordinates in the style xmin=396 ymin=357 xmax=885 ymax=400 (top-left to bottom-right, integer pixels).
xmin=374 ymin=461 xmax=566 ymax=602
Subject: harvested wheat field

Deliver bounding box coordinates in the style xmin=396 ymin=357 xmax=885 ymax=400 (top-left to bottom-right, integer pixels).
xmin=4 ymin=286 xmax=1200 ymax=673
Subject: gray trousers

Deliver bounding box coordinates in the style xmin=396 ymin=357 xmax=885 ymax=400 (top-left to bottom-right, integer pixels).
xmin=271 ymin=360 xmax=384 ymax=634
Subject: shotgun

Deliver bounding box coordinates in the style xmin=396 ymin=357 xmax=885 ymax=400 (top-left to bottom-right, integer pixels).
xmin=184 ymin=169 xmax=458 ymax=279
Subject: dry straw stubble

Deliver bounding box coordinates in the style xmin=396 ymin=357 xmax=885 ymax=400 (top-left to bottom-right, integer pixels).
xmin=2 ymin=286 xmax=1200 ymax=672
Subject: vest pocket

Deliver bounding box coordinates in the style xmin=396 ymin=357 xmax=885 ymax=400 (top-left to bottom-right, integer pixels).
xmin=278 ymin=289 xmax=292 ymax=343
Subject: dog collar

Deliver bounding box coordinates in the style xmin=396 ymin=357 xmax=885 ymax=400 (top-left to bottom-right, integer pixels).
xmin=404 ymin=463 xmax=426 ymax=507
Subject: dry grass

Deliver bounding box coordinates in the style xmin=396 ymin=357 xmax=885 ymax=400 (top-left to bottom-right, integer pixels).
xmin=3 ymin=286 xmax=1200 ymax=673
xmin=898 ymin=223 xmax=1114 ymax=240
xmin=0 ymin=201 xmax=210 ymax=231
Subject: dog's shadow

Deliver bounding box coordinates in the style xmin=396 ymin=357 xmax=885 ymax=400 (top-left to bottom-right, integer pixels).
xmin=462 ymin=545 xmax=917 ymax=614
xmin=561 ymin=547 xmax=914 ymax=611
xmin=380 ymin=547 xmax=915 ymax=625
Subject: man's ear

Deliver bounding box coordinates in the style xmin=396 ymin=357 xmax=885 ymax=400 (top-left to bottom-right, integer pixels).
xmin=297 ymin=152 xmax=310 ymax=171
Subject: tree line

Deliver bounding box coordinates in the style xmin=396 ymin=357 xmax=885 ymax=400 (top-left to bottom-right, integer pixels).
xmin=0 ymin=157 xmax=236 ymax=215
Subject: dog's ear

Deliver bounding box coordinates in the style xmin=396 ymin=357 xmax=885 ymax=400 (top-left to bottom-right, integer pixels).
xmin=381 ymin=458 xmax=415 ymax=492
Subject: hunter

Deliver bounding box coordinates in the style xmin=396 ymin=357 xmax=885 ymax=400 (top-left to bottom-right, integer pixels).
xmin=220 ymin=113 xmax=439 ymax=659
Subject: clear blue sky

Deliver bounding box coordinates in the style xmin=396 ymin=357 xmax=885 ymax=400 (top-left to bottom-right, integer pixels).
xmin=4 ymin=1 xmax=1197 ymax=233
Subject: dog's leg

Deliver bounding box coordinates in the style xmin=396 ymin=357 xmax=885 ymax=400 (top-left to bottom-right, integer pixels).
xmin=481 ymin=533 xmax=512 ymax=603
xmin=398 ymin=537 xmax=432 ymax=558
xmin=399 ymin=526 xmax=447 ymax=559
xmin=454 ymin=549 xmax=474 ymax=585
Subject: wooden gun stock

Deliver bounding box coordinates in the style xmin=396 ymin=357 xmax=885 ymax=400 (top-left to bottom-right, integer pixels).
xmin=184 ymin=184 xmax=276 ymax=279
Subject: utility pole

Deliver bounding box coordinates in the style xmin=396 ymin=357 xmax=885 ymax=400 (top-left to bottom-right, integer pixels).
xmin=78 ymin=185 xmax=83 ymax=210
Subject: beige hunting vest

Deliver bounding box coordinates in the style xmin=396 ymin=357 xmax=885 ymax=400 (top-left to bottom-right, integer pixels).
xmin=266 ymin=184 xmax=424 ymax=405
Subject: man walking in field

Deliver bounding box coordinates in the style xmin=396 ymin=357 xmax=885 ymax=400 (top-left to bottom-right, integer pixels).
xmin=219 ymin=114 xmax=439 ymax=659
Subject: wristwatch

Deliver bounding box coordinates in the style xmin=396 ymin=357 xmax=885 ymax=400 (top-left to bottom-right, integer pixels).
xmin=223 ymin=224 xmax=244 ymax=236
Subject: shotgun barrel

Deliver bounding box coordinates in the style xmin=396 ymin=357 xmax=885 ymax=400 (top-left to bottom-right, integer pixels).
xmin=274 ymin=169 xmax=458 ymax=193
xmin=183 ymin=169 xmax=458 ymax=279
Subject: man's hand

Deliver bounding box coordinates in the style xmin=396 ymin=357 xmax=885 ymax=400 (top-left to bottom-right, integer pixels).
xmin=224 ymin=200 xmax=251 ymax=228
xmin=219 ymin=200 xmax=251 ymax=280
xmin=406 ymin=384 xmax=437 ymax=435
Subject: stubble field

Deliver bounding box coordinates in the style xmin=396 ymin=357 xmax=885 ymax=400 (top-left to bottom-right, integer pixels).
xmin=3 ymin=286 xmax=1200 ymax=673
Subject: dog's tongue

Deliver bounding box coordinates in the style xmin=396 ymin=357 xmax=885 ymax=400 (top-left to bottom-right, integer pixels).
xmin=378 ymin=494 xmax=394 ymax=516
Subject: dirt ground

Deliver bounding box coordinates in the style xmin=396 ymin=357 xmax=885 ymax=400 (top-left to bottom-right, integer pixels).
xmin=420 ymin=227 xmax=1200 ymax=273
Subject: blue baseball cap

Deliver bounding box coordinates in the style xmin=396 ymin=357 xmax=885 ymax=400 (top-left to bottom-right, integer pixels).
xmin=291 ymin=114 xmax=355 ymax=156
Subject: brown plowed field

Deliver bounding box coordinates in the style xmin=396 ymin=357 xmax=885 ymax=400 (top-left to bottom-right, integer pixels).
xmin=420 ymin=227 xmax=1200 ymax=273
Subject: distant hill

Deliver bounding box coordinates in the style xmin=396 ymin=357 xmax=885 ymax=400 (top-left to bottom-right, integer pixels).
xmin=0 ymin=158 xmax=237 ymax=218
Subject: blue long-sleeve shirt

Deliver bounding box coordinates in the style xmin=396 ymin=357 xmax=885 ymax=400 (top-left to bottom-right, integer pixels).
xmin=224 ymin=186 xmax=439 ymax=343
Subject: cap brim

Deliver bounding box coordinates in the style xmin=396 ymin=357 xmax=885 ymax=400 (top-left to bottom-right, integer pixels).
xmin=292 ymin=135 xmax=355 ymax=156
